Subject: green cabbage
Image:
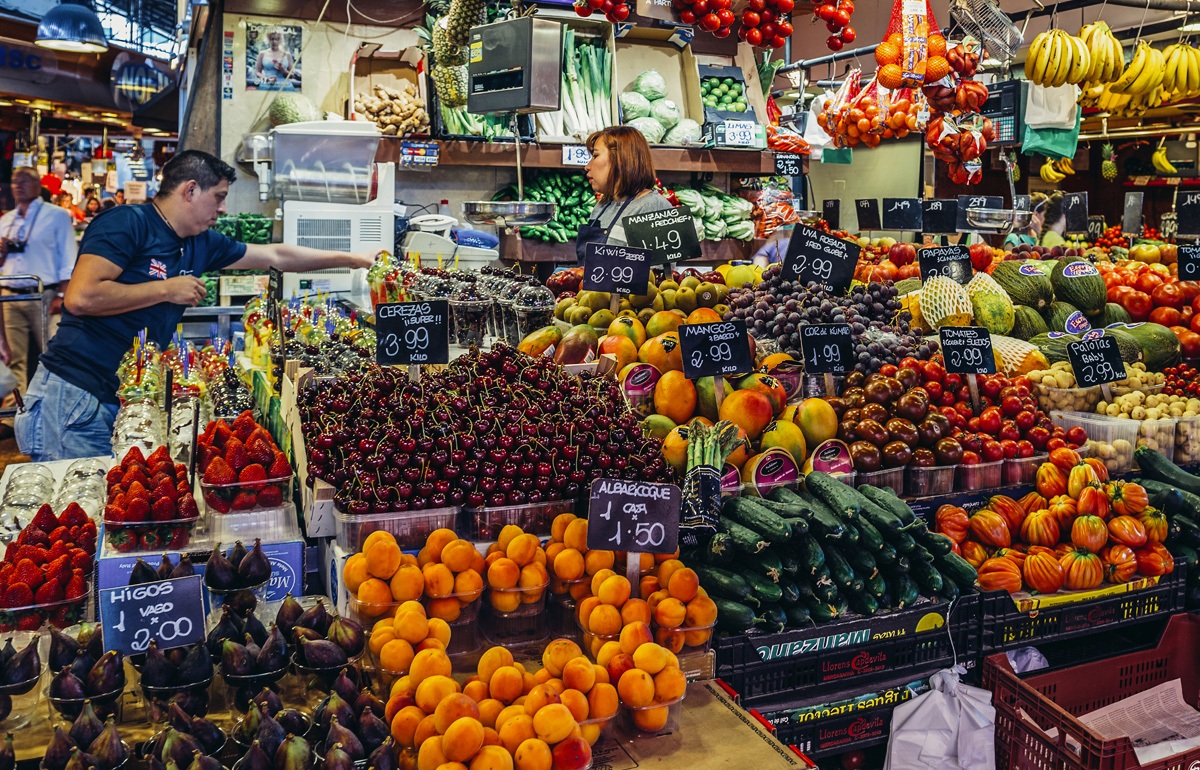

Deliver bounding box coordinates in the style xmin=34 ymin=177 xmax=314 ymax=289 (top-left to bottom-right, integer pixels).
xmin=632 ymin=70 xmax=669 ymax=102
xmin=619 ymin=91 xmax=652 ymax=121
xmin=626 ymin=116 xmax=665 ymax=143
xmin=664 ymin=118 xmax=702 ymax=145
xmin=649 ymin=99 xmax=682 ymax=131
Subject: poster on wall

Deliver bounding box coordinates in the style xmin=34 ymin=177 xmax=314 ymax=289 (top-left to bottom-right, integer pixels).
xmin=245 ymin=23 xmax=302 ymax=91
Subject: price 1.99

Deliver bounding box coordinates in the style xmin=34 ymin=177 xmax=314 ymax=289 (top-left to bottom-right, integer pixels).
xmin=800 ymin=324 xmax=852 ymax=375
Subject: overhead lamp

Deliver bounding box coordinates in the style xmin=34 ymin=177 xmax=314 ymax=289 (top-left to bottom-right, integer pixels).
xmin=37 ymin=0 xmax=109 ymax=53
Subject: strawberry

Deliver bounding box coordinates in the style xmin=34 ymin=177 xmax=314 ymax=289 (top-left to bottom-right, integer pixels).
xmin=177 ymin=495 xmax=199 ymax=520
xmin=16 ymin=613 xmax=42 ymax=631
xmin=48 ymin=526 xmax=68 ymax=544
xmin=120 ymin=445 xmax=146 ymax=469
xmin=197 ymin=446 xmax=216 ymax=474
xmin=121 ymin=467 xmax=149 ymax=489
xmin=232 ymin=411 xmax=256 ymax=442
xmin=176 ymin=480 xmax=191 ymax=498
xmin=153 ymin=478 xmax=178 ymax=503
xmin=34 ymin=581 xmax=63 ymax=603
xmin=127 ymin=480 xmax=150 ymax=502
xmin=174 ymin=463 xmax=189 ymax=480
xmin=2 ymin=542 xmax=15 ymax=563
xmin=248 ymin=439 xmax=274 ymax=467
xmin=269 ymin=452 xmax=291 ymax=480
xmin=139 ymin=529 xmax=164 ymax=550
xmin=105 ymin=466 xmax=124 ymax=485
xmin=147 ymin=446 xmax=171 ymax=466
xmin=45 ymin=554 xmax=70 ymax=583
xmin=71 ymin=550 xmax=93 ymax=572
xmin=49 ymin=606 xmax=74 ymax=626
xmin=125 ymin=497 xmax=151 ymax=523
xmin=199 ymin=420 xmax=217 ymax=447
xmin=224 ymin=438 xmax=249 ymax=472
xmin=165 ymin=527 xmax=190 ymax=550
xmin=0 ymin=564 xmax=13 ymax=584
xmin=107 ymin=529 xmax=137 ymax=553
xmin=151 ymin=497 xmax=176 ymax=522
xmin=150 ymin=469 xmax=174 ymax=487
xmin=239 ymin=464 xmax=268 ymax=491
xmin=59 ymin=502 xmax=89 ymax=527
xmin=107 ymin=488 xmax=125 ymax=505
xmin=77 ymin=531 xmax=96 ymax=555
xmin=67 ymin=525 xmax=79 ymax=542
xmin=248 ymin=427 xmax=275 ymax=450
xmin=3 ymin=582 xmax=32 ymax=608
xmin=203 ymin=457 xmax=236 ymax=486
xmin=256 ymin=486 xmax=283 ymax=508
xmin=204 ymin=491 xmax=231 ymax=514
xmin=103 ymin=503 xmax=124 ymax=523
xmin=231 ymin=491 xmax=258 ymax=510
xmin=81 ymin=519 xmax=96 ymax=535
xmin=13 ymin=559 xmax=42 ymax=588
xmin=47 ymin=540 xmax=69 ymax=562
xmin=212 ymin=420 xmax=233 ymax=449
xmin=30 ymin=505 xmax=58 ymax=533
xmin=64 ymin=573 xmax=87 ymax=600
xmin=16 ymin=545 xmax=47 ymax=565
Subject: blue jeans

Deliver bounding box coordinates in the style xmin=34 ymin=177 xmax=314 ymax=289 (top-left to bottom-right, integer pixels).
xmin=15 ymin=368 xmax=118 ymax=461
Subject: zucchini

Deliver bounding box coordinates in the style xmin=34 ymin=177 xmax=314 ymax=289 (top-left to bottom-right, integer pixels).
xmin=694 ymin=565 xmax=760 ymax=607
xmin=846 ymin=590 xmax=879 ymax=616
xmin=703 ymin=533 xmax=736 ymax=565
xmin=737 ymin=567 xmax=785 ymax=604
xmin=846 ymin=547 xmax=878 ymax=578
xmin=857 ymin=495 xmax=905 ymax=536
xmin=807 ymin=472 xmax=861 ymax=520
xmin=823 ymin=544 xmax=856 ymax=588
xmin=713 ymin=598 xmax=756 ymax=632
xmin=864 ymin=571 xmax=888 ymax=601
xmin=793 ymin=537 xmax=826 ymax=575
xmin=891 ymin=574 xmax=921 ymax=608
xmin=853 ymin=514 xmax=886 ymax=553
xmin=936 ymin=552 xmax=979 ymax=590
xmin=1135 ymin=447 xmax=1200 ymax=495
xmin=724 ymin=497 xmax=795 ymax=543
xmin=813 ymin=573 xmax=840 ymax=603
xmin=910 ymin=558 xmax=944 ymax=594
xmin=784 ymin=604 xmax=812 ymax=628
xmin=858 ymin=485 xmax=916 ymax=526
xmin=720 ymin=517 xmax=771 ymax=554
xmin=808 ymin=596 xmax=849 ymax=622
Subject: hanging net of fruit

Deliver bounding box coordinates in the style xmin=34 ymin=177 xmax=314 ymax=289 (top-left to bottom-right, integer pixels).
xmin=925 ymin=112 xmax=994 ymax=185
xmin=874 ymin=0 xmax=943 ymax=90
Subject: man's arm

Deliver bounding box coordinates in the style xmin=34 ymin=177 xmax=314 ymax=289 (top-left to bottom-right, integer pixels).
xmin=64 ymin=254 xmax=206 ymax=317
xmin=227 ymin=243 xmax=378 ymax=272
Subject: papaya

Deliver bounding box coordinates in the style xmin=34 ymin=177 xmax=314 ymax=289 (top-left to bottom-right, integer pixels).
xmin=517 ymin=325 xmax=562 ymax=358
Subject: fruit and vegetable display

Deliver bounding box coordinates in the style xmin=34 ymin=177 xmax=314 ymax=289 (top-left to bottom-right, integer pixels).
xmin=102 ymin=446 xmax=200 ymax=553
xmin=503 ymin=172 xmax=593 ymax=244
xmin=620 ymin=71 xmax=702 ymax=145
xmin=198 ymin=411 xmax=292 ymax=513
xmin=353 ymin=81 xmax=430 ymax=137
xmin=700 ymin=76 xmax=749 ymax=113
xmin=0 ymin=502 xmax=94 ymax=629
xmin=675 ymin=185 xmax=756 ymax=243
xmin=533 ymin=27 xmax=613 ymax=140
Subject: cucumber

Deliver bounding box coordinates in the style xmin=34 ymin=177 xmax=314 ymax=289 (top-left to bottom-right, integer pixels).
xmin=808 ymin=596 xmax=849 ymax=622
xmin=876 ymin=541 xmax=898 ymax=567
xmin=857 ymin=494 xmax=905 ymax=536
xmin=757 ymin=605 xmax=787 ymax=633
xmin=714 ymin=598 xmax=756 ymax=632
xmin=784 ymin=604 xmax=812 ymax=628
xmin=779 ymin=516 xmax=811 ymax=538
xmin=756 ymin=549 xmax=786 ymax=582
xmin=853 ymin=514 xmax=886 ymax=553
xmin=1135 ymin=447 xmax=1200 ymax=495
xmin=779 ymin=579 xmax=802 ymax=605
xmin=846 ymin=547 xmax=878 ymax=578
xmin=725 ymin=497 xmax=795 ymax=543
xmin=737 ymin=567 xmax=785 ymax=604
xmin=807 ymin=472 xmax=861 ymax=520
xmin=847 ymin=590 xmax=879 ymax=616
xmin=823 ymin=544 xmax=855 ymax=588
xmin=813 ymin=573 xmax=840 ymax=603
xmin=1172 ymin=543 xmax=1200 ymax=571
xmin=858 ymin=485 xmax=916 ymax=526
xmin=703 ymin=533 xmax=736 ymax=565
xmin=936 ymin=551 xmax=979 ymax=590
xmin=848 ymin=577 xmax=865 ymax=595
xmin=864 ymin=571 xmax=888 ymax=601
xmin=1141 ymin=479 xmax=1200 ymax=525
xmin=890 ymin=530 xmax=918 ymax=553
xmin=939 ymin=576 xmax=961 ymax=601
xmin=915 ymin=529 xmax=955 ymax=557
xmin=694 ymin=565 xmax=760 ymax=606
xmin=910 ymin=558 xmax=945 ymax=595
xmin=792 ymin=537 xmax=826 ymax=576
xmin=1176 ymin=515 xmax=1200 ymax=549
xmin=790 ymin=491 xmax=853 ymax=541
xmin=891 ymin=554 xmax=912 ymax=573
xmin=891 ymin=574 xmax=921 ymax=608
xmin=795 ymin=580 xmax=818 ymax=605
xmin=779 ymin=550 xmax=801 ymax=577
xmin=910 ymin=545 xmax=936 ymax=563
xmin=720 ymin=517 xmax=771 ymax=554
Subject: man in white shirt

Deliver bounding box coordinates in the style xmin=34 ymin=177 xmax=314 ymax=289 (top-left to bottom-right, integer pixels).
xmin=0 ymin=167 xmax=78 ymax=421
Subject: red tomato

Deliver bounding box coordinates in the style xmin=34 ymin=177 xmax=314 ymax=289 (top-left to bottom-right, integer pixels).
xmin=1122 ymin=290 xmax=1153 ymax=322
xmin=1150 ymin=306 xmax=1183 ymax=327
xmin=1136 ymin=272 xmax=1165 ymax=294
xmin=922 ymin=360 xmax=945 ymax=382
xmin=1046 ymin=437 xmax=1067 ymax=452
xmin=1109 ymin=285 xmax=1133 ymax=304
xmin=1190 ymin=292 xmax=1200 ymax=316
xmin=1066 ymin=426 xmax=1088 ymax=445
xmin=1176 ymin=329 xmax=1200 ymax=359
xmin=1190 ymin=314 xmax=1200 ymax=335
xmin=1184 ymin=306 xmax=1194 ymax=325
xmin=1152 ymin=282 xmax=1186 ymax=309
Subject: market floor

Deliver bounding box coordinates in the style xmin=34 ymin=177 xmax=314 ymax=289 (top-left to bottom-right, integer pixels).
xmin=0 ymin=437 xmax=29 ymax=472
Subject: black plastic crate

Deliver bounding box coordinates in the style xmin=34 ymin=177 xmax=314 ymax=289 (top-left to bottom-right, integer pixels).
xmin=716 ymin=593 xmax=981 ymax=709
xmin=980 ymin=564 xmax=1187 ymax=654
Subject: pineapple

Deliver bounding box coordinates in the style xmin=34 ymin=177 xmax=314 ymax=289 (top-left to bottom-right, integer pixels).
xmin=445 ymin=0 xmax=486 ymax=47
xmin=1102 ymin=143 xmax=1118 ymax=181
xmin=432 ymin=17 xmax=467 ymax=67
xmin=431 ymin=64 xmax=468 ymax=108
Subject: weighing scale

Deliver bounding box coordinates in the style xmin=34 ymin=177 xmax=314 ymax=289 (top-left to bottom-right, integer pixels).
xmin=965 ymin=153 xmax=1030 ymax=237
xmin=402 ymin=213 xmax=501 ymax=271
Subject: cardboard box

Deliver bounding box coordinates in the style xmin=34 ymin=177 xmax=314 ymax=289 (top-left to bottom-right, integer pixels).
xmin=322 ymin=540 xmax=355 ymax=616
xmin=349 ymin=44 xmax=430 ymax=136
xmin=531 ymin=11 xmax=619 ymax=145
xmin=613 ymin=35 xmax=704 ymax=145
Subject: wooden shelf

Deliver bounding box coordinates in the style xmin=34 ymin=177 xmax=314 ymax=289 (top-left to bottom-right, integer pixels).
xmin=377 ymin=138 xmax=779 ymax=174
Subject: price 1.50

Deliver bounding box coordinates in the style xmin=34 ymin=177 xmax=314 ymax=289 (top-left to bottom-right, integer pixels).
xmin=599 ymin=500 xmax=667 ymax=548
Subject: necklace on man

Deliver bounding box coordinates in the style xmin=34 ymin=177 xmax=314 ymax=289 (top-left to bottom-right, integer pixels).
xmin=152 ymin=200 xmax=181 ymax=239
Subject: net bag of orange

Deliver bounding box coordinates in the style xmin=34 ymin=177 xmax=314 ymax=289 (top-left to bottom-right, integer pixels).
xmin=874 ymin=0 xmax=945 ymax=90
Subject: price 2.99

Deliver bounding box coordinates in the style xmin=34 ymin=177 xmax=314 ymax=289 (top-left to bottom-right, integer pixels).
xmin=691 ymin=342 xmax=733 ymax=370
xmin=591 ymin=264 xmax=634 ymax=286
xmin=1081 ymin=361 xmax=1119 ymax=383
xmin=948 ymin=346 xmax=984 ymax=368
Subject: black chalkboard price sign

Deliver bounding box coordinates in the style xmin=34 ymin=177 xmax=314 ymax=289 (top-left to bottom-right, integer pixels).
xmin=678 ymin=320 xmax=754 ymax=379
xmin=1123 ymin=192 xmax=1145 ymax=236
xmin=938 ymin=326 xmax=996 ymax=375
xmin=1087 ymin=216 xmax=1106 ymax=243
xmin=1177 ymin=190 xmax=1200 ymax=238
xmin=780 ymin=224 xmax=857 ymax=295
xmin=856 ymin=199 xmax=881 ymax=230
xmin=882 ymin=198 xmax=922 ymax=231
xmin=1062 ymin=192 xmax=1088 ymax=235
xmin=957 ymin=195 xmax=1003 ymax=231
xmin=775 ymin=152 xmax=805 ymax=177
xmin=917 ymin=245 xmax=972 ymax=284
xmin=98 ymin=576 xmax=207 ymax=656
xmin=922 ymin=199 xmax=958 ymax=234
xmin=1014 ymin=195 xmax=1032 ymax=212
xmin=823 ymin=199 xmax=841 ymax=230
xmin=1067 ymin=334 xmax=1125 ymax=387
xmin=582 ymin=243 xmax=653 ymax=294
xmin=621 ymin=207 xmax=702 ymax=264
xmin=586 ymin=479 xmax=680 ymax=554
xmin=268 ymin=267 xmax=283 ymax=305
xmin=800 ymin=324 xmax=853 ymax=374
xmin=1179 ymin=244 xmax=1200 ymax=280
xmin=375 ymin=300 xmax=450 ymax=366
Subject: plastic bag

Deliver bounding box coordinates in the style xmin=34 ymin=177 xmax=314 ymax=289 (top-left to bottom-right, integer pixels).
xmin=804 ymin=92 xmax=835 ymax=149
xmin=740 ymin=178 xmax=800 ymax=238
xmin=1025 ymin=84 xmax=1079 ymax=129
xmin=1021 ymin=110 xmax=1081 ymax=160
xmin=883 ymin=666 xmax=996 ymax=770
xmin=883 ymin=0 xmax=942 ymax=87
xmin=820 ymin=72 xmax=895 ymax=148
xmin=926 ymin=112 xmax=994 ymax=185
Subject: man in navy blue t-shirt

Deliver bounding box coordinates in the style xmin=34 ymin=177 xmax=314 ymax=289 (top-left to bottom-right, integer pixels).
xmin=15 ymin=150 xmax=377 ymax=461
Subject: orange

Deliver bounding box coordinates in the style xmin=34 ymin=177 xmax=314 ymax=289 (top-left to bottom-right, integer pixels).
xmin=653 ymin=665 xmax=686 ymax=702
xmin=632 ymin=643 xmax=668 ymax=675
xmin=617 ymin=669 xmax=655 ymax=708
xmin=551 ymin=513 xmax=577 ymax=543
xmin=877 ymin=63 xmax=904 ymax=90
xmin=620 ymin=598 xmax=651 ymax=626
xmin=442 ymin=717 xmax=486 ymax=763
xmin=490 ymin=666 xmax=525 ymax=704
xmin=654 ymin=597 xmax=687 ymax=628
xmin=563 ymin=519 xmax=589 ymax=551
xmin=487 ymin=558 xmax=521 ymax=590
xmin=435 ymin=694 xmax=482 ymax=733
xmin=409 ymin=648 xmax=453 ymax=686
xmin=343 ymin=553 xmax=370 ymax=593
xmin=928 ymin=34 xmax=947 ymax=58
xmin=542 ymin=639 xmax=584 ymax=676
xmin=587 ymin=604 xmax=622 ymax=636
xmin=415 ymin=674 xmax=461 ymax=713
xmin=426 ymin=528 xmax=458 ymax=560
xmin=356 ymin=578 xmax=394 ymax=616
xmin=423 ymin=562 xmax=456 ymax=598
xmin=454 ymin=568 xmax=485 ymax=601
xmin=660 ymin=425 xmax=690 ymax=474
xmin=416 ymin=730 xmax=449 ymax=770
xmin=653 ymin=370 xmax=697 ymax=425
xmin=552 ymin=549 xmax=585 ymax=581
xmin=513 ymin=738 xmax=552 ymax=770
xmin=561 ymin=657 xmax=596 ymax=693
xmin=666 ymin=568 xmax=699 ymax=603
xmin=389 ymin=564 xmax=425 ymax=602
xmin=718 ymin=389 xmax=774 ymax=440
xmin=506 ymin=534 xmax=541 ymax=567
xmin=470 ymin=745 xmax=514 ymax=770
xmin=380 ymin=638 xmax=416 ymax=674
xmin=441 ymin=540 xmax=478 ymax=573
xmin=638 ymin=332 xmax=682 ymax=373
xmin=560 ymin=689 xmax=589 ymax=723
xmin=366 ymin=539 xmax=403 ymax=580
xmin=391 ymin=704 xmax=426 ymax=747
xmin=597 ymin=575 xmax=631 ymax=607
xmin=587 ymin=683 xmax=618 ymax=720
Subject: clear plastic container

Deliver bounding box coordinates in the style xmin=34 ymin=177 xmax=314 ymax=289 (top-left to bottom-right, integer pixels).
xmin=829 ymin=471 xmax=857 ymax=487
xmin=200 ymin=473 xmax=294 ymax=515
xmin=207 ymin=505 xmax=301 ymax=544
xmin=483 ymin=587 xmax=548 ymax=647
xmin=616 ymin=693 xmax=684 ymax=738
xmin=3 ymin=586 xmax=90 ymax=631
xmin=1177 ymin=415 xmax=1200 ymax=467
xmin=906 ymin=465 xmax=956 ymax=498
xmin=1003 ymin=454 xmax=1047 ymax=486
xmin=547 ymin=593 xmax=581 ymax=642
xmin=0 ymin=630 xmax=44 ymax=730
xmin=422 ymin=591 xmax=483 ymax=658
xmin=450 ymin=298 xmax=490 ymax=347
xmin=468 ymin=499 xmax=575 ymax=541
xmin=1135 ymin=417 xmax=1177 ymax=467
xmin=333 ymin=505 xmax=461 ymax=552
xmin=1051 ymin=410 xmax=1141 ymax=475
xmin=1112 ymin=382 xmax=1166 ymax=398
xmin=957 ymin=460 xmax=1004 ymax=492
xmin=651 ymin=621 xmax=716 ymax=655
xmin=1033 ymin=383 xmax=1103 ymax=414
xmin=855 ymin=467 xmax=905 ymax=496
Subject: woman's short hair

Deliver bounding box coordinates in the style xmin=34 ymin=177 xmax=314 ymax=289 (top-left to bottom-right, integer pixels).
xmin=585 ymin=126 xmax=657 ymax=202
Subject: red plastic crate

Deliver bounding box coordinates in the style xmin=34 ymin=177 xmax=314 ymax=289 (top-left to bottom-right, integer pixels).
xmin=982 ymin=612 xmax=1200 ymax=770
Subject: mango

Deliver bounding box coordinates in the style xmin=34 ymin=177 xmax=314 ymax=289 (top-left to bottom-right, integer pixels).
xmin=553 ymin=325 xmax=599 ymax=365
xmin=517 ymin=326 xmax=562 ymax=358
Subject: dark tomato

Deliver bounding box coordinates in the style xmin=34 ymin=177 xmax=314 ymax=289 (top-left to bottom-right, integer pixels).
xmin=1066 ymin=426 xmax=1088 ymax=445
xmin=1150 ymin=306 xmax=1182 ymax=327
xmin=1014 ymin=410 xmax=1036 ymax=431
xmin=1026 ymin=426 xmax=1050 ymax=450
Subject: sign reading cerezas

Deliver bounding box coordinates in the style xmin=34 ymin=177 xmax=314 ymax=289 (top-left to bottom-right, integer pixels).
xmin=375 ymin=300 xmax=450 ymax=366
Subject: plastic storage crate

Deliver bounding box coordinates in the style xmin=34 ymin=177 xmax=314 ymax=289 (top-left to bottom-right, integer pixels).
xmin=980 ymin=565 xmax=1186 ymax=654
xmin=715 ymin=594 xmax=980 ymax=708
xmin=1050 ymin=411 xmax=1176 ymax=475
xmin=983 ymin=612 xmax=1200 ymax=770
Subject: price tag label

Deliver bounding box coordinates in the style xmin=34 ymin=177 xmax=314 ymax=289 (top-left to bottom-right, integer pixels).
xmin=586 ymin=479 xmax=680 ymax=554
xmin=938 ymin=326 xmax=996 ymax=375
xmin=1123 ymin=192 xmax=1144 ymax=236
xmin=678 ymin=320 xmax=754 ymax=379
xmin=622 ymin=207 xmax=702 ymax=264
xmin=921 ymin=199 xmax=958 ymax=234
xmin=1087 ymin=215 xmax=1106 ymax=243
xmin=823 ymin=199 xmax=840 ymax=230
xmin=98 ymin=575 xmax=206 ymax=656
xmin=1178 ymin=190 xmax=1200 ymax=238
xmin=375 ymin=300 xmax=450 ymax=366
xmin=780 ymin=224 xmax=857 ymax=295
xmin=561 ymin=145 xmax=591 ymax=166
xmin=1067 ymin=334 xmax=1125 ymax=387
xmin=1133 ymin=176 xmax=1151 ymax=186
xmin=268 ymin=267 xmax=283 ymax=304
xmin=1179 ymin=244 xmax=1200 ymax=280
xmin=582 ymin=242 xmax=653 ymax=294
xmin=1063 ymin=191 xmax=1088 ymax=235
xmin=1169 ymin=177 xmax=1183 ymax=186
xmin=956 ymin=195 xmax=1003 ymax=232
xmin=882 ymin=198 xmax=922 ymax=231
xmin=775 ymin=152 xmax=805 ymax=177
xmin=856 ymin=199 xmax=881 ymax=230
xmin=800 ymin=323 xmax=853 ymax=374
xmin=917 ymin=245 xmax=972 ymax=284
xmin=724 ymin=121 xmax=757 ymax=147
xmin=1014 ymin=195 xmax=1032 ymax=212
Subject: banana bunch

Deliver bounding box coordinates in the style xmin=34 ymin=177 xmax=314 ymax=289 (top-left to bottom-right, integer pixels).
xmin=1027 ymin=29 xmax=1092 ymax=87
xmin=1096 ymin=87 xmax=1133 ymax=114
xmin=1079 ymin=21 xmax=1125 ymax=85
xmin=1079 ymin=83 xmax=1105 ymax=108
xmin=1040 ymin=158 xmax=1067 ymax=183
xmin=1152 ymin=145 xmax=1179 ymax=174
xmin=1109 ymin=42 xmax=1166 ymax=95
xmin=1162 ymin=43 xmax=1200 ymax=100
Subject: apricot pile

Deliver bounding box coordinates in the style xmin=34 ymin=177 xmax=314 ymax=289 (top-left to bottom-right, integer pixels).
xmin=644 ymin=560 xmax=719 ymax=652
xmin=597 ymin=628 xmax=688 ymax=732
xmin=484 ymin=525 xmax=551 ymax=612
xmin=418 ymin=528 xmax=486 ymax=622
xmin=343 ymin=530 xmax=423 ymax=617
xmin=369 ymin=600 xmax=452 ymax=676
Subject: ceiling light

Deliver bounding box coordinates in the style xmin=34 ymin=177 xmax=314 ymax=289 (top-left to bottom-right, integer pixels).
xmin=37 ymin=0 xmax=109 ymax=53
